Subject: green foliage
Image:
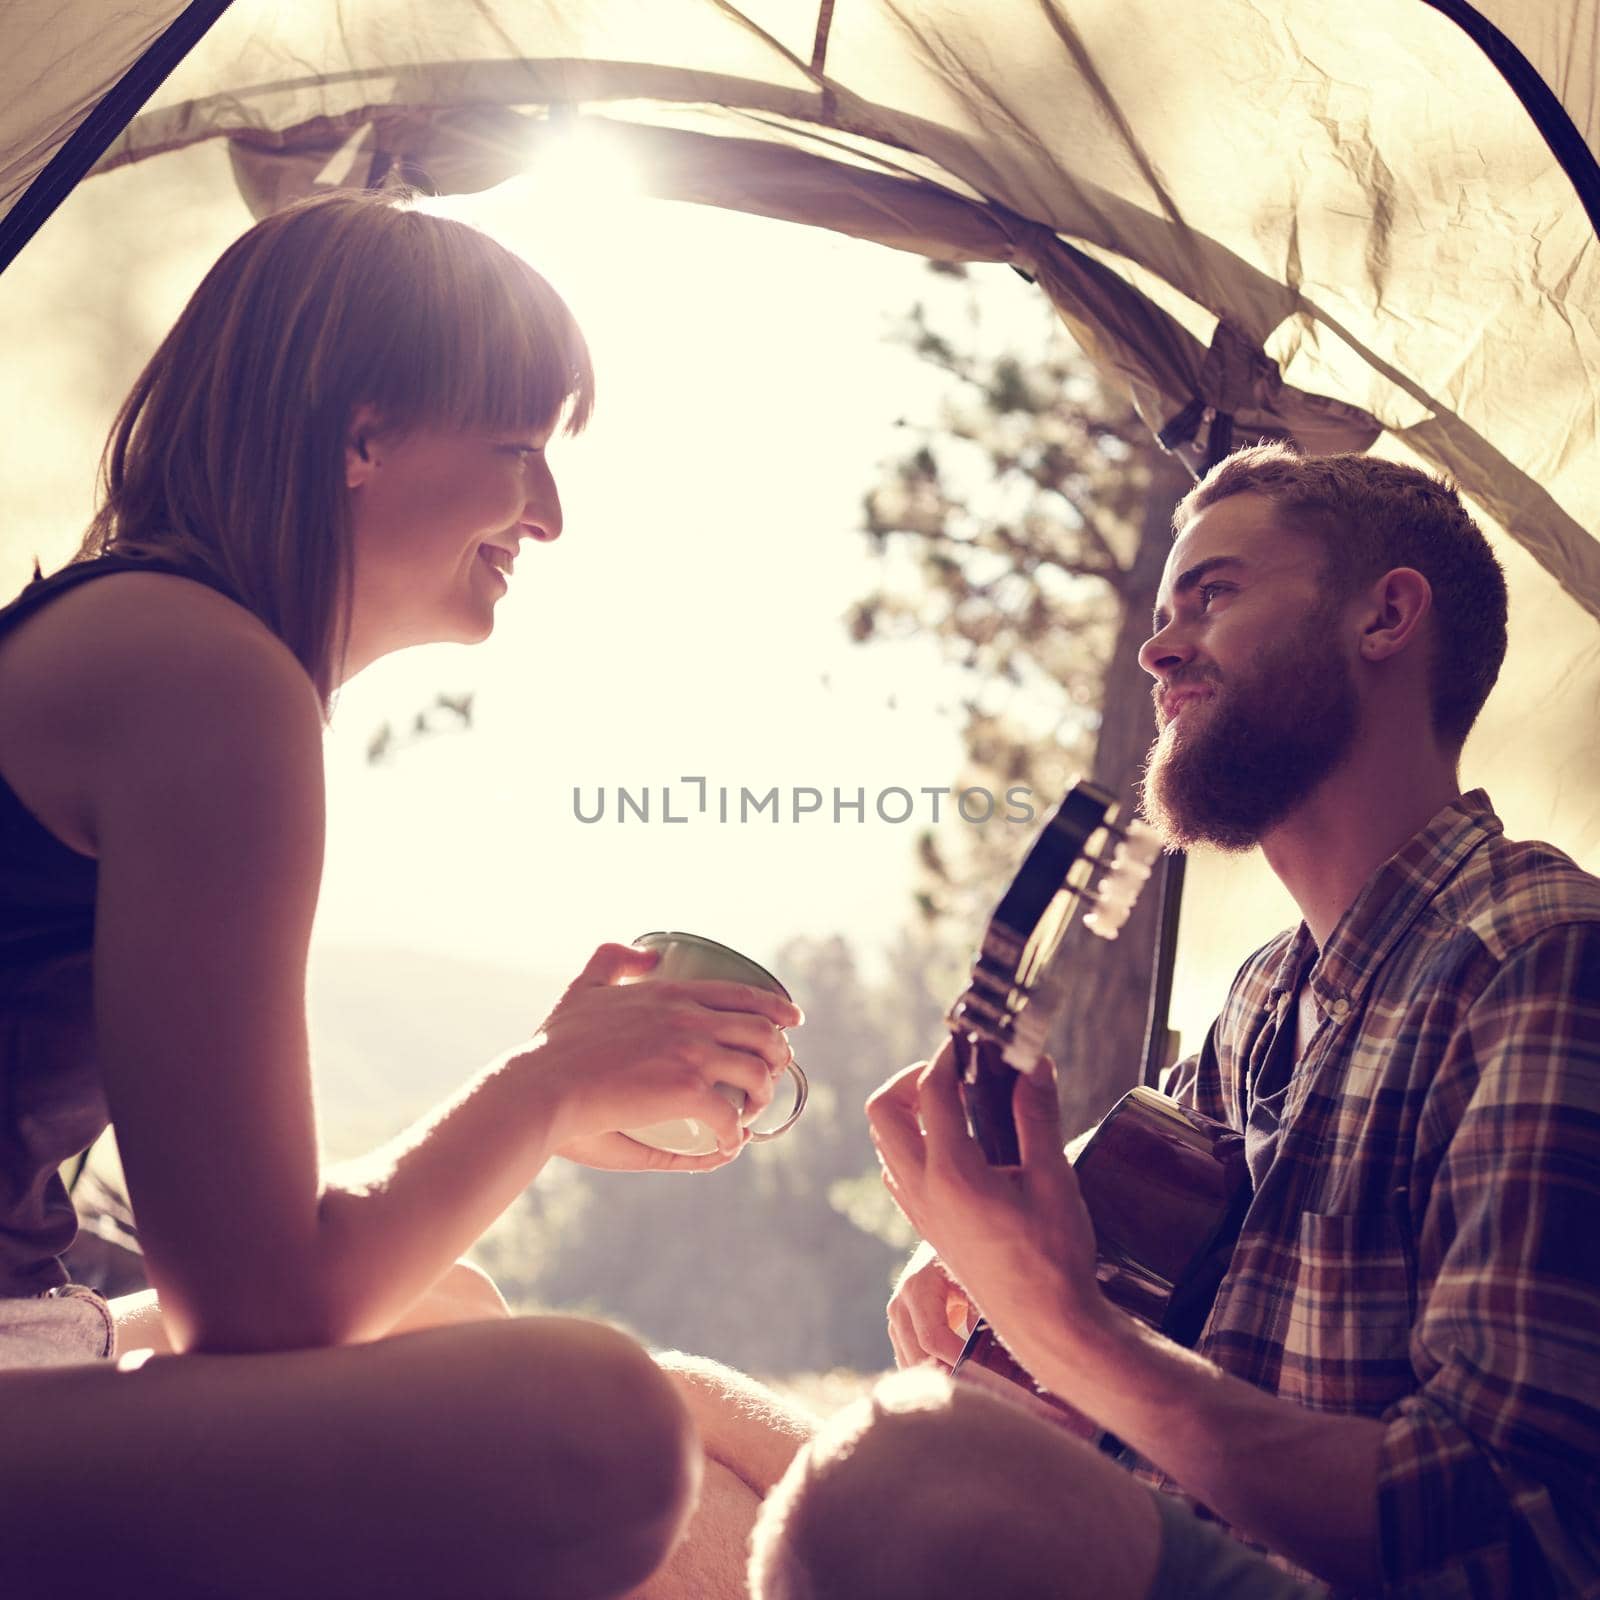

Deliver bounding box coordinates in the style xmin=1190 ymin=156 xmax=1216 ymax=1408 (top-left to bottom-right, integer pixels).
xmin=856 ymin=263 xmax=1162 ymax=933
xmin=854 ymin=262 xmax=1192 ymax=1138
xmin=827 ymin=1172 xmax=917 ymax=1252
xmin=364 ymin=692 xmax=475 ymax=765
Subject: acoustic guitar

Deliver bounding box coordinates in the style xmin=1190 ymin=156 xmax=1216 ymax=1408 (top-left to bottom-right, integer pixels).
xmin=945 ymin=781 xmax=1251 ymax=1429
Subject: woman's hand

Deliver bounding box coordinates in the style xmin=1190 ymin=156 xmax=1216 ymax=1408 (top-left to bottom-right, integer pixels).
xmin=520 ymin=943 xmax=802 ymax=1168
xmin=887 ymin=1239 xmax=975 ymax=1370
xmin=548 ymin=1129 xmax=750 ymax=1175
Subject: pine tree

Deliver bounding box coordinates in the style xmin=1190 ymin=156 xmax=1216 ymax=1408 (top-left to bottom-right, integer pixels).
xmin=853 ymin=263 xmax=1193 ymax=1133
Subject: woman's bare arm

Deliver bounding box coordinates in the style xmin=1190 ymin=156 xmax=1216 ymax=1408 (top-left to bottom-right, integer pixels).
xmin=87 ymin=586 xmax=340 ymax=1351
xmin=78 ymin=580 xmax=793 ymax=1352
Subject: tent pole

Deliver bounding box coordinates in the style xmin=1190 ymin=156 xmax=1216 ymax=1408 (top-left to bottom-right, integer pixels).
xmin=1139 ymin=851 xmax=1186 ymax=1088
xmin=0 ymin=0 xmax=236 ymax=280
xmin=1420 ymin=0 xmax=1600 ymax=239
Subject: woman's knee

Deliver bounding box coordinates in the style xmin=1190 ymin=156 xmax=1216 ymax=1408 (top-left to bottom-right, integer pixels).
xmin=557 ymin=1318 xmax=699 ymax=1515
xmin=478 ymin=1317 xmax=701 ymax=1592
xmin=2 ymin=1320 xmax=703 ymax=1600
xmin=351 ymin=1316 xmax=697 ymax=1596
xmin=751 ymin=1367 xmax=968 ymax=1599
xmin=751 ymin=1366 xmax=1123 ymax=1600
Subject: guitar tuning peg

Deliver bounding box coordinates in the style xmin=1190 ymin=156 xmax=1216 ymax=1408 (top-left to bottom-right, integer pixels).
xmin=1094 ymin=860 xmax=1145 ymax=907
xmin=1084 ymin=899 xmax=1131 ymax=939
xmin=1117 ymin=821 xmax=1164 ymax=868
xmin=1106 ymin=841 xmax=1153 ymax=879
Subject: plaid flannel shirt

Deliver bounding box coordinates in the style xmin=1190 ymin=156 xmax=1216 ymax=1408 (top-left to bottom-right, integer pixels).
xmin=1156 ymin=791 xmax=1600 ymax=1598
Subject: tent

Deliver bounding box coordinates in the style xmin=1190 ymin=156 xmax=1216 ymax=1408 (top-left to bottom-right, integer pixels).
xmin=2 ymin=3 xmax=1596 ymax=1051
xmin=4 ymin=1 xmax=1600 ymax=623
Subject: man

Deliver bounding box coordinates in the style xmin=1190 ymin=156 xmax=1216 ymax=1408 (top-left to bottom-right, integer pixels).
xmin=747 ymin=445 xmax=1600 ymax=1598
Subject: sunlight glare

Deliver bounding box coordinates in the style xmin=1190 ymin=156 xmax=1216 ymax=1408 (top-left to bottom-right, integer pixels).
xmin=526 ymin=115 xmax=644 ymax=214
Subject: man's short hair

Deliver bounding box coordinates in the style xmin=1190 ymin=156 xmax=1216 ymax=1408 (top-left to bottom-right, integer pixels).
xmin=1175 ymin=444 xmax=1509 ymax=748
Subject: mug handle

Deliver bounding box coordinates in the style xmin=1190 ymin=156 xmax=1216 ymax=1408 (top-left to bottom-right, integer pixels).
xmin=745 ymin=1058 xmax=809 ymax=1142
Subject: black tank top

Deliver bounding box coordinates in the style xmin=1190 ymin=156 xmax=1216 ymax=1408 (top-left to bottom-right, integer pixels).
xmin=0 ymin=553 xmax=242 ymax=1296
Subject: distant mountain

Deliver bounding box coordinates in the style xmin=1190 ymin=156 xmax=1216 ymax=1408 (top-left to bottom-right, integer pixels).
xmin=306 ymin=943 xmax=570 ymax=1160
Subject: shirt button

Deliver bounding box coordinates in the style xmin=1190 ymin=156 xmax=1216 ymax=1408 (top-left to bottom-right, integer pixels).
xmin=1327 ymin=996 xmax=1350 ymax=1023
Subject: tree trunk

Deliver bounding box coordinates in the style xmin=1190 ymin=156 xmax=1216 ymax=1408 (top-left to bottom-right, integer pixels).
xmin=1045 ymin=451 xmax=1192 ymax=1137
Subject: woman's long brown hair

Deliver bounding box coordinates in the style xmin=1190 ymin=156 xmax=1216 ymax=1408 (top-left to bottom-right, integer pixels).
xmin=77 ymin=190 xmax=594 ymax=711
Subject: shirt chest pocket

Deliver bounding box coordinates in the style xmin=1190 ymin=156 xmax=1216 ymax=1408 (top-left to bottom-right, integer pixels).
xmin=1278 ymin=1208 xmax=1417 ymax=1415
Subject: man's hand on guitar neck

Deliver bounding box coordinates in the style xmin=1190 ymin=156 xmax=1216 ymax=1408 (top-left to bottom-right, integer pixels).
xmin=868 ymin=1039 xmax=1110 ymax=1356
xmin=887 ymin=1241 xmax=972 ymax=1370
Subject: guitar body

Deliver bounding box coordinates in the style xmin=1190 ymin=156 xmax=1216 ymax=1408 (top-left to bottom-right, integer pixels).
xmin=956 ymin=1088 xmax=1249 ymax=1432
xmin=1071 ymin=1085 xmax=1250 ymax=1347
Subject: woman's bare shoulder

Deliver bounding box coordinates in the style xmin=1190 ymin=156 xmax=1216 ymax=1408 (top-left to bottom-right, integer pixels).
xmin=11 ymin=567 xmax=315 ymax=716
xmin=0 ymin=568 xmax=322 ymax=854
xmin=18 ymin=566 xmax=287 ymax=659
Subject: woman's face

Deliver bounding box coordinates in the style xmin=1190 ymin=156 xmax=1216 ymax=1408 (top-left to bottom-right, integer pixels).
xmin=343 ymin=416 xmax=562 ymax=675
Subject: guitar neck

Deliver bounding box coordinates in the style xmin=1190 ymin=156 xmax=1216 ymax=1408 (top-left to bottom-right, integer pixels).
xmin=952 ymin=1031 xmax=1022 ymax=1167
xmin=944 ymin=779 xmax=1160 ymax=1171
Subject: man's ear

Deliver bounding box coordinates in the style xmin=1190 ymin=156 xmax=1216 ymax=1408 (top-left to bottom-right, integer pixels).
xmin=344 ymin=403 xmax=384 ymax=490
xmin=1357 ymin=567 xmax=1432 ymax=663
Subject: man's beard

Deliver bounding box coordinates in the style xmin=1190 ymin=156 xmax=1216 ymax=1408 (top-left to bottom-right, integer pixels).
xmin=1139 ymin=609 xmax=1358 ymax=852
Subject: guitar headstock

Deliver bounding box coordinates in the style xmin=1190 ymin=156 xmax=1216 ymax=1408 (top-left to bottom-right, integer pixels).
xmin=947 ymin=782 xmax=1163 ymax=1151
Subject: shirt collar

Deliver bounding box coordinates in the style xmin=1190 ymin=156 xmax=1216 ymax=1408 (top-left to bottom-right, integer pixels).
xmin=1265 ymin=790 xmax=1501 ymax=1017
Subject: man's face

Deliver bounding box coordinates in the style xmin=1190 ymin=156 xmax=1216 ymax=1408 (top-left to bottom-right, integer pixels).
xmin=1136 ymin=492 xmax=1359 ymax=851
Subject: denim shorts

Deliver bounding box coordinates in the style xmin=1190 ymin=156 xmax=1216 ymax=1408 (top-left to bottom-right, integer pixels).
xmin=0 ymin=1285 xmax=116 ymax=1369
xmin=1149 ymin=1489 xmax=1330 ymax=1600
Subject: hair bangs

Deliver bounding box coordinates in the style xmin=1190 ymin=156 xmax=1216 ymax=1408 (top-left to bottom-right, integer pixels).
xmin=76 ymin=190 xmax=597 ymax=712
xmin=397 ymin=213 xmax=594 ymax=440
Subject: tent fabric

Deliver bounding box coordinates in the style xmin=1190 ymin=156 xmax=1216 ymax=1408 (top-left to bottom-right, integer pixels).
xmin=1468 ymin=2 xmax=1600 ymax=152
xmin=4 ymin=1 xmax=1600 ymax=623
xmin=0 ymin=1 xmax=216 ymax=267
xmin=0 ymin=3 xmax=183 ymax=220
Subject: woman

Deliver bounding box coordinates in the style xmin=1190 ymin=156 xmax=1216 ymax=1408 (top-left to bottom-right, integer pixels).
xmin=0 ymin=190 xmax=810 ymax=1598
